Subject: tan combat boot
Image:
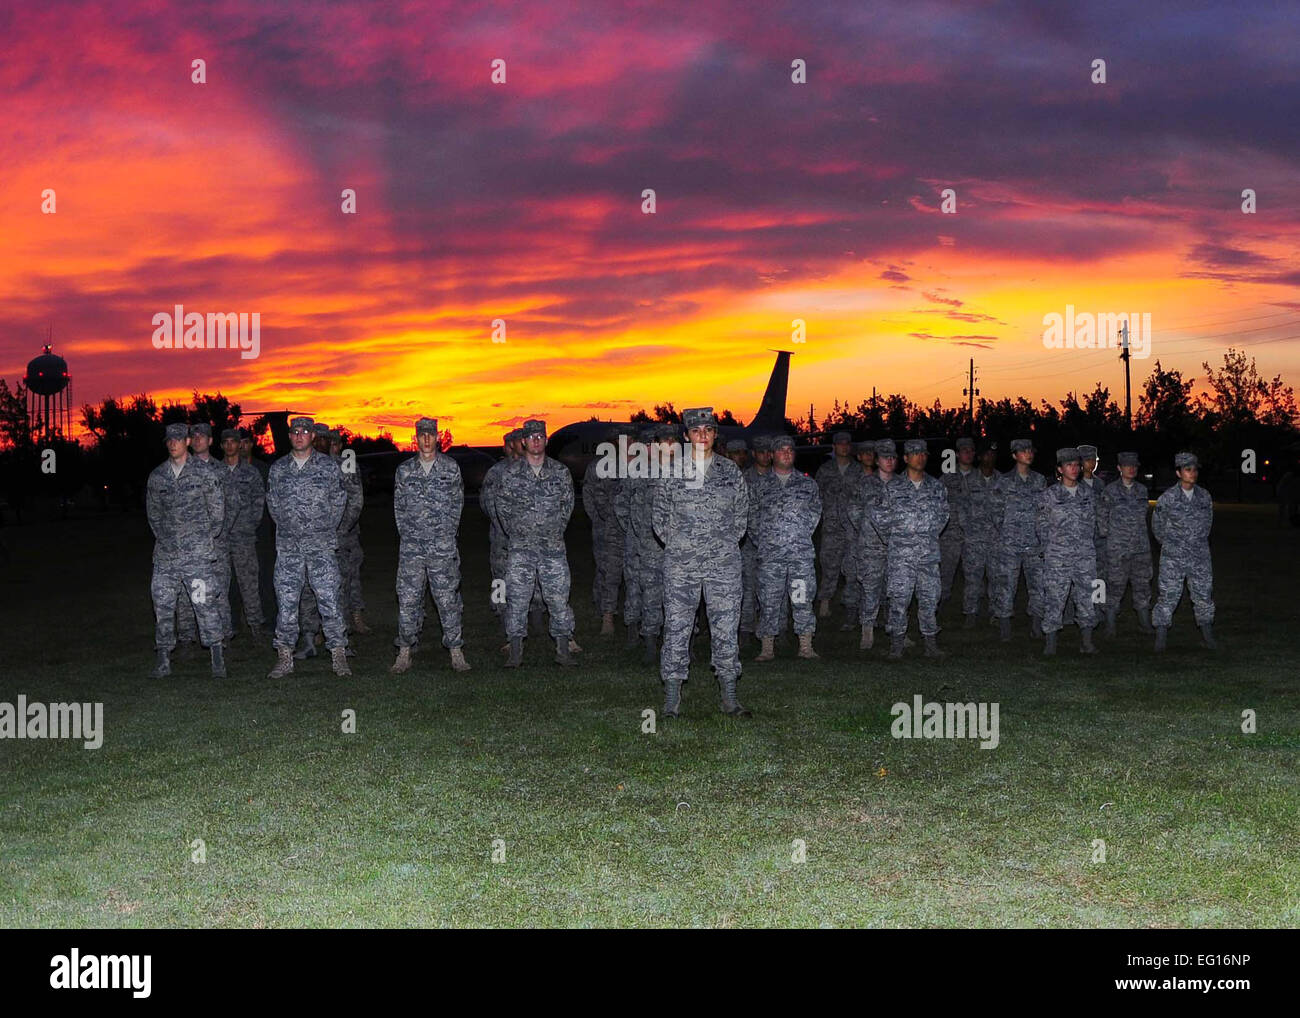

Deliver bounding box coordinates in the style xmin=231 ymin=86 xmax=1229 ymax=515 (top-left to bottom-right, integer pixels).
xmin=755 ymin=636 xmax=775 ymax=661
xmin=267 ymin=646 xmax=294 ymax=679
xmin=351 ymin=611 xmax=370 ymax=634
xmin=600 ymin=613 xmax=614 ymax=635
xmin=390 ymin=646 xmax=412 ymax=674
xmin=450 ymin=647 xmax=470 ymax=672
xmin=331 ymin=647 xmax=352 ymax=676
xmin=859 ymin=624 xmax=874 ymax=650
xmin=797 ymin=633 xmax=819 ymax=659
xmin=568 ymin=637 xmax=583 ymax=654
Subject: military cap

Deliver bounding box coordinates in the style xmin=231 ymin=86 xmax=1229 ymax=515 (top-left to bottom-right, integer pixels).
xmin=855 ymin=440 xmax=875 ymax=454
xmin=521 ymin=419 xmax=547 ymax=438
xmin=903 ymin=439 xmax=927 ymax=456
xmin=507 ymin=428 xmax=524 ymax=442
xmin=977 ymin=439 xmax=997 ymax=455
xmin=1117 ymin=451 xmax=1140 ymax=467
xmin=415 ymin=417 xmax=439 ymax=435
xmin=327 ymin=429 xmax=342 ymax=442
xmin=726 ymin=439 xmax=748 ymax=453
xmin=312 ymin=423 xmax=330 ymax=438
xmin=190 ymin=422 xmax=212 ymax=438
xmin=875 ymin=439 xmax=898 ymax=458
xmin=772 ymin=435 xmax=796 ymax=451
xmin=1056 ymin=447 xmax=1081 ymax=465
xmin=501 ymin=431 xmax=514 ymax=444
xmin=1010 ymin=437 xmax=1034 ymax=453
xmin=1174 ymin=451 xmax=1199 ymax=470
xmin=955 ymin=437 xmax=975 ymax=451
xmin=751 ymin=435 xmax=774 ymax=452
xmin=289 ymin=417 xmax=315 ymax=433
xmin=220 ymin=428 xmax=240 ymax=442
xmin=681 ymin=407 xmax=718 ymax=430
xmin=832 ymin=431 xmax=852 ymax=445
xmin=164 ymin=422 xmax=189 ymax=441
xmin=1078 ymin=444 xmax=1099 ymax=460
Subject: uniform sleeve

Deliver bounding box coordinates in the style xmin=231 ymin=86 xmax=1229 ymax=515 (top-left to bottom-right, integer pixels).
xmin=652 ymin=479 xmax=672 ymax=544
xmin=582 ymin=465 xmax=598 ymax=519
xmin=328 ymin=462 xmax=347 ymax=531
xmin=844 ymin=475 xmax=862 ymax=534
xmin=1202 ymin=493 xmax=1213 ymax=541
xmin=207 ymin=469 xmax=225 ymax=540
xmin=613 ymin=482 xmax=631 ymax=532
xmin=265 ymin=466 xmax=278 ymax=523
xmin=1035 ymin=489 xmax=1049 ymax=547
xmin=934 ymin=483 xmax=949 ymax=536
xmin=1097 ymin=487 xmax=1112 ymax=538
xmin=480 ymin=468 xmax=496 ymax=519
xmin=146 ymin=473 xmax=162 ymax=538
xmin=733 ymin=469 xmax=749 ymax=543
xmin=341 ymin=469 xmax=363 ymax=531
xmin=807 ymin=479 xmax=823 ymax=536
xmin=249 ymin=468 xmax=266 ymax=527
xmin=450 ymin=461 xmax=465 ymax=536
xmin=868 ymin=484 xmax=890 ymax=540
xmin=393 ymin=465 xmax=410 ymax=540
xmin=561 ymin=467 xmax=575 ymax=524
xmin=1151 ymin=495 xmax=1167 ymax=544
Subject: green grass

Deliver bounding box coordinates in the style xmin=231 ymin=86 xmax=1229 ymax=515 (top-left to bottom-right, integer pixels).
xmin=0 ymin=501 xmax=1296 ymax=927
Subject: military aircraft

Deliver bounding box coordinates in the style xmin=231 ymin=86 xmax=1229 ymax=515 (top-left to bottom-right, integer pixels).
xmin=546 ymin=350 xmax=800 ymax=483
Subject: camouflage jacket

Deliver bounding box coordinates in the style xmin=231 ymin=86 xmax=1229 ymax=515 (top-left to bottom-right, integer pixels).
xmin=960 ymin=469 xmax=1001 ymax=546
xmin=334 ymin=453 xmax=364 ymax=538
xmin=653 ymin=453 xmax=748 ymax=559
xmin=1099 ymin=480 xmax=1151 ymax=556
xmin=394 ymin=452 xmax=464 ymax=550
xmin=480 ymin=458 xmax=511 ymax=541
xmin=1036 ymin=482 xmax=1098 ymax=570
xmin=847 ymin=472 xmax=891 ymax=551
xmin=147 ymin=456 xmax=224 ymax=563
xmin=582 ymin=460 xmax=622 ymax=537
xmin=221 ymin=460 xmax=265 ymax=541
xmin=814 ymin=456 xmax=857 ymax=526
xmin=266 ymin=450 xmax=346 ymax=551
xmin=497 ymin=456 xmax=574 ymax=551
xmin=1151 ymin=484 xmax=1213 ymax=555
xmin=940 ymin=466 xmax=977 ymax=543
xmin=994 ymin=468 xmax=1047 ymax=552
xmin=874 ymin=473 xmax=948 ymax=561
xmin=749 ymin=469 xmax=822 ymax=560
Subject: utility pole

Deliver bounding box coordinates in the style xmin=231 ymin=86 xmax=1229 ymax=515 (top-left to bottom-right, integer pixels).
xmin=1119 ymin=321 xmax=1132 ymax=430
xmin=962 ymin=358 xmax=979 ymax=433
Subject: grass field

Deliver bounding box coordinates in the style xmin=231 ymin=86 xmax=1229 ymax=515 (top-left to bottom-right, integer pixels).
xmin=1 ymin=499 xmax=1296 ymax=928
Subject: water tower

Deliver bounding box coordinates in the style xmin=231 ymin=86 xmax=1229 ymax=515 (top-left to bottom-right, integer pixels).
xmin=23 ymin=344 xmax=72 ymax=441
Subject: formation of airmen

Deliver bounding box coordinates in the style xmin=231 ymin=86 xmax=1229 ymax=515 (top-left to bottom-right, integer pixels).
xmin=145 ymin=412 xmax=1221 ymax=716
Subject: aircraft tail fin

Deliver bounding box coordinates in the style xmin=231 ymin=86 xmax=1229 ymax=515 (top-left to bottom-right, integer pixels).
xmin=748 ymin=351 xmax=791 ymax=431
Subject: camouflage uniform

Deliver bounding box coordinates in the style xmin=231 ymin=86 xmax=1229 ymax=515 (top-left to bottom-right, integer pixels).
xmin=394 ymin=444 xmax=465 ymax=649
xmin=751 ymin=464 xmax=822 ymax=637
xmin=814 ymin=436 xmax=855 ymax=607
xmin=959 ymin=467 xmax=999 ymax=616
xmin=1079 ymin=444 xmax=1107 ymax=570
xmin=939 ymin=439 xmax=976 ymax=602
xmin=176 ymin=437 xmax=235 ymax=643
xmin=147 ymin=447 xmax=225 ymax=651
xmin=1036 ymin=470 xmax=1099 ymax=635
xmin=618 ymin=427 xmax=672 ymax=643
xmin=654 ymin=409 xmax=749 ymax=714
xmin=335 ymin=441 xmax=365 ymax=617
xmin=614 ymin=429 xmax=655 ymax=639
xmin=847 ymin=440 xmax=896 ymax=629
xmin=583 ymin=447 xmax=624 ymax=616
xmin=222 ymin=447 xmax=266 ymax=628
xmin=499 ymin=448 xmax=576 ymax=641
xmin=266 ymin=443 xmax=349 ymax=652
xmin=1151 ymin=463 xmax=1215 ymax=630
xmin=992 ymin=452 xmax=1046 ymax=624
xmin=876 ymin=454 xmax=948 ymax=640
xmin=480 ymin=435 xmax=515 ymax=618
xmin=1099 ymin=463 xmax=1153 ymax=623
xmin=739 ymin=445 xmax=770 ymax=635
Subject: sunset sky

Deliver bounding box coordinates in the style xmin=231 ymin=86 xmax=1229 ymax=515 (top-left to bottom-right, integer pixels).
xmin=3 ymin=0 xmax=1299 ymax=445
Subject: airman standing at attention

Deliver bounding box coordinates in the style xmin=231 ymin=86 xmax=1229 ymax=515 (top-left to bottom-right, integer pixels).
xmin=959 ymin=440 xmax=1000 ymax=626
xmin=499 ymin=420 xmax=577 ymax=667
xmin=876 ymin=439 xmax=948 ymax=659
xmin=1151 ymin=452 xmax=1217 ymax=652
xmin=1037 ymin=448 xmax=1099 ymax=656
xmin=939 ymin=437 xmax=976 ymax=608
xmin=739 ymin=435 xmax=773 ymax=642
xmin=1078 ymin=444 xmax=1107 ymax=603
xmin=176 ymin=422 xmax=235 ymax=647
xmin=992 ymin=438 xmax=1046 ymax=642
xmin=147 ymin=423 xmax=227 ymax=678
xmin=814 ymin=432 xmax=856 ymax=626
xmin=330 ymin=430 xmax=368 ymax=635
xmin=391 ymin=417 xmax=469 ymax=674
xmin=1098 ymin=451 xmax=1154 ymax=636
xmin=220 ymin=427 xmax=266 ymax=637
xmin=654 ymin=408 xmax=749 ymax=718
xmin=481 ymin=429 xmax=523 ymax=636
xmin=265 ymin=417 xmax=351 ymax=678
xmin=848 ymin=438 xmax=897 ymax=650
xmin=583 ymin=426 xmax=625 ymax=636
xmin=752 ymin=435 xmax=823 ymax=661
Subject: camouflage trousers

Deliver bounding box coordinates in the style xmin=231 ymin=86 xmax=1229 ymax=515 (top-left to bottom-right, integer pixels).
xmin=856 ymin=544 xmax=888 ymax=626
xmin=1105 ymin=549 xmax=1152 ymax=612
xmin=757 ymin=556 xmax=817 ymax=637
xmin=396 ymin=545 xmax=464 ymax=649
xmin=1152 ymin=549 xmax=1215 ymax=628
xmin=886 ymin=548 xmax=941 ymax=637
xmin=818 ymin=523 xmax=849 ymax=602
xmin=960 ymin=540 xmax=996 ymax=616
xmin=660 ymin=551 xmax=742 ymax=683
xmin=992 ymin=547 xmax=1043 ymax=620
xmin=228 ymin=538 xmax=264 ymax=626
xmin=740 ymin=540 xmax=758 ymax=632
xmin=622 ymin=536 xmax=643 ymax=628
xmin=592 ymin=522 xmax=624 ymax=614
xmin=488 ymin=531 xmax=508 ymax=616
xmin=1040 ymin=556 xmax=1098 ymax=633
xmin=274 ymin=546 xmax=348 ymax=652
xmin=338 ymin=533 xmax=364 ymax=614
xmin=505 ymin=546 xmax=574 ymax=640
xmin=152 ymin=557 xmax=224 ymax=650
xmin=637 ymin=543 xmax=665 ymax=636
xmin=939 ymin=532 xmax=963 ymax=600
xmin=177 ymin=541 xmax=233 ymax=642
